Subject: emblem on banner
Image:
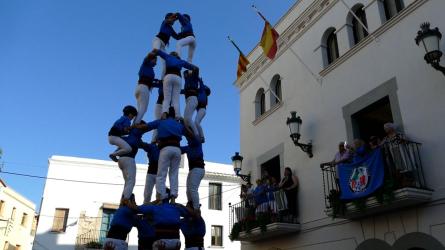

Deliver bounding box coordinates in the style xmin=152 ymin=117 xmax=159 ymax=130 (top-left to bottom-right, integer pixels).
xmin=349 ymin=165 xmax=369 ymax=192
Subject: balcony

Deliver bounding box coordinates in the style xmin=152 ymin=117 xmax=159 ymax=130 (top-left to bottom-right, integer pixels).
xmin=321 ymin=140 xmax=433 ymax=219
xmin=229 ymin=197 xmax=300 ymax=242
xmin=75 ymin=229 xmax=107 ymax=250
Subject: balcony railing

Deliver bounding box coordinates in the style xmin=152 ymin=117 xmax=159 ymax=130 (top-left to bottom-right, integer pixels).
xmin=229 ymin=195 xmax=300 ymax=242
xmin=75 ymin=229 xmax=107 ymax=249
xmin=321 ymin=140 xmax=433 ymax=219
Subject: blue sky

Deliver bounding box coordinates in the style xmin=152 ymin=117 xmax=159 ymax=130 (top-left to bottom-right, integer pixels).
xmin=0 ymin=0 xmax=295 ymax=208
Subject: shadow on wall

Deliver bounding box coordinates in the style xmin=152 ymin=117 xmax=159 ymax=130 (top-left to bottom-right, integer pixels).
xmin=356 ymin=232 xmax=445 ymax=250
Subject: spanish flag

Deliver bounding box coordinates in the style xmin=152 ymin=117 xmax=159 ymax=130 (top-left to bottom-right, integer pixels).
xmin=260 ymin=21 xmax=279 ymax=60
xmin=237 ymin=52 xmax=250 ymax=79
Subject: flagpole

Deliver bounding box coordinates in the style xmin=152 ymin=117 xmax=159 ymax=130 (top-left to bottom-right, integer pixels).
xmin=227 ymin=36 xmax=243 ymax=55
xmin=339 ymin=0 xmax=379 ymax=42
xmin=251 ymin=4 xmax=322 ymax=84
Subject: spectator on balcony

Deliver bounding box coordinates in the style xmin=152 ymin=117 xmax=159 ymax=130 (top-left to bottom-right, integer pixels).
xmin=351 ymin=139 xmax=370 ymax=162
xmin=381 ymin=123 xmax=417 ymax=187
xmin=266 ymin=177 xmax=279 ymax=215
xmin=382 ymin=123 xmax=407 ymax=144
xmin=369 ymin=136 xmax=382 ymax=150
xmin=279 ymin=167 xmax=299 ymax=219
xmin=320 ymin=142 xmax=351 ymax=177
xmin=253 ymin=179 xmax=268 ymax=215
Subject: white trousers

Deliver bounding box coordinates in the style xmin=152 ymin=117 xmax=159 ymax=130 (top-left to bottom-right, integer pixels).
xmin=108 ymin=135 xmax=132 ymax=156
xmin=186 ymin=168 xmax=205 ymax=209
xmin=184 ymin=96 xmax=199 ymax=137
xmin=134 ymin=84 xmax=151 ymax=125
xmin=152 ymin=239 xmax=181 ymax=250
xmin=152 ymin=37 xmax=166 ymax=78
xmin=118 ymin=157 xmax=136 ymax=199
xmin=195 ymin=108 xmax=206 ymax=140
xmin=157 ymin=146 xmax=181 ymax=199
xmin=144 ymin=173 xmax=157 ymax=204
xmin=162 ymin=74 xmax=181 ymax=117
xmin=151 ymin=103 xmax=163 ymax=143
xmin=176 ymin=36 xmax=196 ymax=63
xmin=103 ymin=238 xmax=128 ymax=250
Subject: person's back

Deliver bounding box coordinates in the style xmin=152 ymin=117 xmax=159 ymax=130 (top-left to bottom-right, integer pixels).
xmin=180 ymin=216 xmax=206 ymax=250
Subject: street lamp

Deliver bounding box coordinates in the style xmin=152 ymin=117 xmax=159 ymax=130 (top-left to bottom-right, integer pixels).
xmin=231 ymin=152 xmax=251 ymax=184
xmin=415 ymin=22 xmax=445 ymax=76
xmin=286 ymin=111 xmax=313 ymax=158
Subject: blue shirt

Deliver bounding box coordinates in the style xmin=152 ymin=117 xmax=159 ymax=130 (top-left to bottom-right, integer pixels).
xmin=110 ymin=206 xmax=136 ymax=232
xmin=181 ymin=137 xmax=204 ymax=169
xmin=266 ymin=185 xmax=277 ymax=201
xmin=184 ymin=72 xmax=200 ymax=91
xmin=138 ymin=57 xmax=155 ymax=79
xmin=145 ymin=118 xmax=185 ymax=141
xmin=123 ymin=127 xmax=147 ymax=147
xmin=157 ymin=20 xmax=179 ymax=44
xmin=180 ymin=217 xmax=205 ymax=238
xmin=197 ymin=81 xmax=210 ymax=107
xmin=177 ymin=14 xmax=194 ymax=34
xmin=134 ymin=216 xmax=156 ymax=239
xmin=156 ymin=50 xmax=196 ymax=72
xmin=141 ymin=143 xmax=160 ymax=163
xmin=109 ymin=116 xmax=131 ymax=136
xmin=253 ymin=185 xmax=268 ymax=204
xmin=137 ymin=204 xmax=189 ymax=226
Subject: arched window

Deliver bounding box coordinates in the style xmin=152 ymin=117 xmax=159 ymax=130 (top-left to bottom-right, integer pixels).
xmin=321 ymin=28 xmax=340 ymax=67
xmin=383 ymin=0 xmax=404 ymax=20
xmin=326 ymin=30 xmax=339 ymax=64
xmin=255 ymin=88 xmax=266 ymax=118
xmin=270 ymin=74 xmax=282 ymax=106
xmin=349 ymin=4 xmax=368 ymax=45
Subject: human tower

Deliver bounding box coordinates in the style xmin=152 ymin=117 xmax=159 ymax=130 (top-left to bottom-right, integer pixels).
xmin=105 ymin=13 xmax=209 ymax=250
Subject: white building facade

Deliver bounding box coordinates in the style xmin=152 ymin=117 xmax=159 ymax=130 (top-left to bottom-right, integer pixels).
xmin=33 ymin=155 xmax=241 ymax=250
xmin=0 ymin=180 xmax=36 ymax=250
xmin=232 ymin=0 xmax=445 ymax=249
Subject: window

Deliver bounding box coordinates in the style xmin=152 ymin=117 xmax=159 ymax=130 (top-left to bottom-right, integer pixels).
xmin=383 ymin=0 xmax=404 ymax=20
xmin=51 ymin=208 xmax=69 ymax=232
xmin=208 ymin=183 xmax=222 ymax=210
xmin=211 ymin=225 xmax=223 ymax=246
xmin=270 ymin=74 xmax=282 ymax=105
xmin=99 ymin=209 xmax=116 ymax=243
xmin=322 ymin=28 xmax=339 ymax=67
xmin=20 ymin=213 xmax=27 ymax=226
xmin=255 ymin=88 xmax=266 ymax=118
xmin=350 ymin=5 xmax=368 ymax=45
xmin=10 ymin=207 xmax=16 ymax=220
xmin=0 ymin=200 xmax=4 ymax=215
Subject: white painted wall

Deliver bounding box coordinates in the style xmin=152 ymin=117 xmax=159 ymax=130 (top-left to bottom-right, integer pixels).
xmin=33 ymin=156 xmax=241 ymax=250
xmin=0 ymin=181 xmax=36 ymax=250
xmin=237 ymin=0 xmax=445 ymax=249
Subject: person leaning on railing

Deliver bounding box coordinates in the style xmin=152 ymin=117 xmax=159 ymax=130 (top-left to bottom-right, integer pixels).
xmin=320 ymin=142 xmax=352 ymax=183
xmin=253 ymin=179 xmax=269 ymax=215
xmin=279 ymin=167 xmax=299 ymax=220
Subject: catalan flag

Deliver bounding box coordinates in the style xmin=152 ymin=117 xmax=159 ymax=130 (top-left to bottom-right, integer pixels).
xmin=228 ymin=36 xmax=250 ymax=79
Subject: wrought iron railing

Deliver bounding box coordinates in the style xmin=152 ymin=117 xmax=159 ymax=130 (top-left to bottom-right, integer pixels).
xmin=229 ymin=191 xmax=298 ymax=239
xmin=321 ymin=140 xmax=428 ymax=209
xmin=75 ymin=229 xmax=108 ymax=249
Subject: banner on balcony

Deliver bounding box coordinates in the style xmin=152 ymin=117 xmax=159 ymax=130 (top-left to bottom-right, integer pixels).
xmin=338 ymin=148 xmax=384 ymax=200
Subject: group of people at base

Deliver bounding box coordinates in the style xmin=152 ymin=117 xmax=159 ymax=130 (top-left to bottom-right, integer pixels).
xmin=321 ymin=122 xmax=417 ymax=191
xmin=105 ymin=12 xmax=210 ymax=250
xmin=240 ymin=167 xmax=299 ymax=223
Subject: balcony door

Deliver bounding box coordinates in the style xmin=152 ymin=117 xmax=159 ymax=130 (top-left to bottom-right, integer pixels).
xmin=261 ymin=155 xmax=281 ymax=183
xmin=351 ymin=96 xmax=393 ymax=141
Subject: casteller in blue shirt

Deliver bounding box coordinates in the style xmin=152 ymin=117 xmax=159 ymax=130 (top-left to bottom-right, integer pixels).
xmin=154 ymin=50 xmax=197 ymax=76
xmin=106 ymin=206 xmax=137 ymax=241
xmin=180 ymin=216 xmax=206 ymax=249
xmin=176 ymin=13 xmax=194 ymax=38
xmin=156 ymin=13 xmax=180 ymax=45
xmin=180 ymin=136 xmax=205 ymax=170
